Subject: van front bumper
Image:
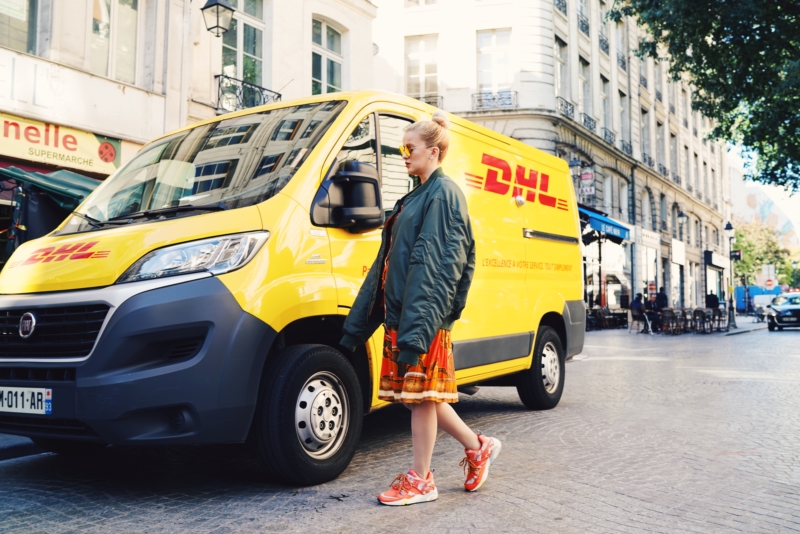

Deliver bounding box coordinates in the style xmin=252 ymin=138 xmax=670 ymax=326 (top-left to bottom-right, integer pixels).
xmin=0 ymin=275 xmax=276 ymax=445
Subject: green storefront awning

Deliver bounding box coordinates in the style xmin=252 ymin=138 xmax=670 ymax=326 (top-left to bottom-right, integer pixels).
xmin=0 ymin=166 xmax=100 ymax=211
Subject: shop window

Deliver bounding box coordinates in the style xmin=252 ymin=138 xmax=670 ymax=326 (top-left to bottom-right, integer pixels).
xmin=91 ymin=0 xmax=140 ymax=85
xmin=0 ymin=0 xmax=36 ymax=54
xmin=405 ymin=35 xmax=438 ymax=100
xmin=312 ymin=19 xmax=343 ymax=95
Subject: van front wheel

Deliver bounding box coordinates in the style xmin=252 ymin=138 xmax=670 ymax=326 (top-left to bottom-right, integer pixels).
xmin=516 ymin=326 xmax=565 ymax=410
xmin=253 ymin=344 xmax=363 ymax=485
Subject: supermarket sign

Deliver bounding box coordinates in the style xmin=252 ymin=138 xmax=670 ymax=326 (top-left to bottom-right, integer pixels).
xmin=0 ymin=111 xmax=123 ymax=174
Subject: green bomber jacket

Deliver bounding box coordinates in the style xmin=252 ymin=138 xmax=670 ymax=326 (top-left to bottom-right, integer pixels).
xmin=340 ymin=167 xmax=476 ymax=365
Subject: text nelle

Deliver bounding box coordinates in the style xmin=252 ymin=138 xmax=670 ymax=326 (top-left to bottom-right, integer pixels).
xmin=3 ymin=121 xmax=78 ymax=151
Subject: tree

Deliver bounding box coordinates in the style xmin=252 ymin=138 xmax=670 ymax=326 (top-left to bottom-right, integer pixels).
xmin=609 ymin=1 xmax=800 ymax=190
xmin=732 ymin=219 xmax=790 ymax=283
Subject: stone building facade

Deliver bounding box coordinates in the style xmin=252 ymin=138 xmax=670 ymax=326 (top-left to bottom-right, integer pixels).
xmin=372 ymin=0 xmax=733 ymax=309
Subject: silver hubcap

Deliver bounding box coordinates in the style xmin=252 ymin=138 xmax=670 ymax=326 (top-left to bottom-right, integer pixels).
xmin=541 ymin=342 xmax=560 ymax=393
xmin=295 ymin=372 xmax=348 ymax=460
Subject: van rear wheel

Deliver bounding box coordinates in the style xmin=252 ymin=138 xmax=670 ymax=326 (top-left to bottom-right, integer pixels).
xmin=253 ymin=344 xmax=363 ymax=486
xmin=516 ymin=326 xmax=565 ymax=410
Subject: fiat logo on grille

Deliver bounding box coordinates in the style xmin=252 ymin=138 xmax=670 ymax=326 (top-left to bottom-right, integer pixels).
xmin=19 ymin=312 xmax=36 ymax=339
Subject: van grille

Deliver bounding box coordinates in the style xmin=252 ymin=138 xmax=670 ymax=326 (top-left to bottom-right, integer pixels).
xmin=0 ymin=414 xmax=98 ymax=437
xmin=0 ymin=367 xmax=76 ymax=382
xmin=0 ymin=305 xmax=110 ymax=359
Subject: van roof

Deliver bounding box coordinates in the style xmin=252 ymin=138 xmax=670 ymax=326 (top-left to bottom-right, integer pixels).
xmin=152 ymin=90 xmax=568 ymax=173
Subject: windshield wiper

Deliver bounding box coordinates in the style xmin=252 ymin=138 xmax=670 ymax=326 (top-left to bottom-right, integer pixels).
xmin=107 ymin=204 xmax=229 ymax=222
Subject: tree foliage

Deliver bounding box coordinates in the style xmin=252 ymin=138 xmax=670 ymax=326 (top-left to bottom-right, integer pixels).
xmin=731 ymin=219 xmax=790 ymax=283
xmin=609 ymin=1 xmax=800 ymax=190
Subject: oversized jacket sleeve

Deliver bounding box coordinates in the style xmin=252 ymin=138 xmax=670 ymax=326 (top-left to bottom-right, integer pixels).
xmin=339 ymin=255 xmax=383 ymax=353
xmin=396 ymin=191 xmax=473 ymax=364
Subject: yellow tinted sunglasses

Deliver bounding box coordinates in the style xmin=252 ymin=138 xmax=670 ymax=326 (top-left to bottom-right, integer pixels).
xmin=399 ymin=144 xmax=436 ymax=158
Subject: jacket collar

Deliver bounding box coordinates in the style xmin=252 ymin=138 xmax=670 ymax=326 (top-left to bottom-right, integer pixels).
xmin=407 ymin=167 xmax=444 ymax=198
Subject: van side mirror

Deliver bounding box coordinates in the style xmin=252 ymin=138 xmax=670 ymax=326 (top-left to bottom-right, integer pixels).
xmin=311 ymin=160 xmax=384 ymax=233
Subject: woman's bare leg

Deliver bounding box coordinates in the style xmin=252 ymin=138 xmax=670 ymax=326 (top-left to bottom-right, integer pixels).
xmin=435 ymin=402 xmax=481 ymax=450
xmin=409 ymin=401 xmax=438 ymax=476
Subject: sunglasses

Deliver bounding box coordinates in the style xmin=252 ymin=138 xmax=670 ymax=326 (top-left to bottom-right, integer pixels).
xmin=398 ymin=144 xmax=436 ymax=158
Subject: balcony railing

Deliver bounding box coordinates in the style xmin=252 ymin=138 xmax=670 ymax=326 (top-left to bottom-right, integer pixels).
xmin=669 ymin=104 xmax=675 ymax=115
xmin=554 ymin=0 xmax=567 ymax=15
xmin=671 ymin=172 xmax=681 ymax=185
xmin=417 ymin=95 xmax=443 ymax=108
xmin=658 ymin=163 xmax=669 ymax=176
xmin=599 ymin=35 xmax=609 ymax=55
xmin=557 ymin=96 xmax=574 ymax=119
xmin=621 ymin=140 xmax=633 ymax=155
xmin=472 ymin=91 xmax=517 ymax=110
xmin=215 ymin=74 xmax=281 ymax=113
xmin=581 ymin=113 xmax=596 ymax=132
xmin=601 ymin=127 xmax=615 ymax=145
xmin=640 ymin=75 xmax=648 ymax=89
xmin=617 ymin=52 xmax=627 ymax=70
xmin=687 ymin=183 xmax=694 ymax=192
xmin=656 ymin=90 xmax=663 ymax=102
xmin=642 ymin=153 xmax=654 ymax=167
xmin=578 ymin=13 xmax=590 ymax=36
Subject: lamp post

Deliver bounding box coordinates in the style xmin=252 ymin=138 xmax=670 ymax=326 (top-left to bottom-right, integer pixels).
xmin=725 ymin=221 xmax=737 ymax=328
xmin=201 ymin=0 xmax=235 ymax=37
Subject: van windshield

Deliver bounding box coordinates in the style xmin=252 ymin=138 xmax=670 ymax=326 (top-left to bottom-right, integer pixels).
xmin=57 ymin=101 xmax=345 ymax=234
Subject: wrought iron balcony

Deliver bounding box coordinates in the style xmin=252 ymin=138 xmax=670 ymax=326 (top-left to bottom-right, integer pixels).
xmin=687 ymin=183 xmax=693 ymax=192
xmin=472 ymin=91 xmax=517 ymax=110
xmin=617 ymin=52 xmax=627 ymax=71
xmin=656 ymin=90 xmax=663 ymax=102
xmin=578 ymin=13 xmax=590 ymax=36
xmin=669 ymin=104 xmax=675 ymax=115
xmin=602 ymin=127 xmax=615 ymax=145
xmin=621 ymin=140 xmax=633 ymax=155
xmin=640 ymin=75 xmax=648 ymax=89
xmin=642 ymin=153 xmax=654 ymax=167
xmin=671 ymin=172 xmax=681 ymax=185
xmin=215 ymin=74 xmax=281 ymax=114
xmin=556 ymin=96 xmax=574 ymax=119
xmin=658 ymin=163 xmax=668 ymax=176
xmin=599 ymin=35 xmax=609 ymax=55
xmin=554 ymin=0 xmax=567 ymax=15
xmin=581 ymin=113 xmax=596 ymax=132
xmin=417 ymin=95 xmax=443 ymax=108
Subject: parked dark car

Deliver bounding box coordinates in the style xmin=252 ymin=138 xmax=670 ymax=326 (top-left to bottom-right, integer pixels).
xmin=767 ymin=294 xmax=800 ymax=331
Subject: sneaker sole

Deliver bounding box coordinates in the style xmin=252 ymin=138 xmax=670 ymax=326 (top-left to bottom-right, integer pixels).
xmin=378 ymin=488 xmax=439 ymax=506
xmin=467 ymin=438 xmax=502 ymax=492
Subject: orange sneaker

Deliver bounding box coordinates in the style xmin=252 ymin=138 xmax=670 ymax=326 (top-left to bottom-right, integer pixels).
xmin=460 ymin=433 xmax=501 ymax=491
xmin=377 ymin=469 xmax=438 ymax=506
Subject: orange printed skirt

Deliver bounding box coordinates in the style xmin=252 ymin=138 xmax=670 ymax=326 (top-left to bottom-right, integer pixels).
xmin=378 ymin=328 xmax=458 ymax=404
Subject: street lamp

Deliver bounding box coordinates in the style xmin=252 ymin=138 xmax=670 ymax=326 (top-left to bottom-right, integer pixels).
xmin=725 ymin=221 xmax=737 ymax=328
xmin=201 ymin=0 xmax=235 ymax=37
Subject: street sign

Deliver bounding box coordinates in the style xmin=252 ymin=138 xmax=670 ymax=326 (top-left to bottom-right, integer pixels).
xmin=580 ymin=186 xmax=595 ymax=195
xmin=648 ymin=281 xmax=656 ymax=293
xmin=580 ymin=171 xmax=594 ymax=182
xmin=730 ymin=250 xmax=742 ymax=261
xmin=765 ymin=279 xmax=774 ymax=289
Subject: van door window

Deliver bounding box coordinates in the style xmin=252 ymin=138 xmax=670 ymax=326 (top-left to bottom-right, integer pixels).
xmin=378 ymin=114 xmax=415 ymax=213
xmin=337 ymin=115 xmax=377 ymax=166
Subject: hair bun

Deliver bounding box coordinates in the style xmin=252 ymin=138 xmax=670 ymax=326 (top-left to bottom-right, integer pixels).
xmin=431 ymin=109 xmax=450 ymax=130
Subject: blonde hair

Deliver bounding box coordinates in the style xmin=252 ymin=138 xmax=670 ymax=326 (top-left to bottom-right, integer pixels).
xmin=406 ymin=109 xmax=450 ymax=162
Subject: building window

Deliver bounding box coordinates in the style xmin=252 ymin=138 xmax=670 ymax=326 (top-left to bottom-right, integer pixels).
xmin=639 ymin=56 xmax=647 ymax=87
xmin=405 ymin=35 xmax=438 ymax=99
xmin=703 ymin=161 xmax=708 ymax=196
xmin=620 ymin=181 xmax=629 ymax=222
xmin=656 ymin=121 xmax=665 ymax=166
xmin=619 ymin=91 xmax=629 ymax=141
xmin=693 ymin=153 xmax=699 ymax=191
xmin=641 ymin=108 xmax=650 ymax=156
xmin=711 ymin=168 xmax=717 ymax=203
xmin=600 ymin=75 xmax=610 ymax=129
xmin=682 ymin=89 xmax=689 ymax=125
xmin=477 ymin=28 xmax=511 ymax=94
xmin=654 ymin=61 xmax=662 ymax=98
xmin=602 ymin=175 xmax=612 ymax=213
xmin=684 ymin=145 xmax=690 ymax=186
xmin=312 ymin=19 xmax=342 ymax=95
xmin=405 ymin=0 xmax=437 ymax=6
xmin=91 ymin=0 xmax=140 ymax=85
xmin=0 ymin=0 xmax=36 ymax=54
xmin=670 ymin=133 xmax=678 ymax=173
xmin=579 ymin=57 xmax=591 ymax=115
xmin=222 ymin=4 xmax=265 ymax=94
xmin=554 ymin=37 xmax=568 ymax=99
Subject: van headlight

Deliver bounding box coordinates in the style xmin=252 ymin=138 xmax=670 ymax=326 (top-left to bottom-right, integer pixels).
xmin=117 ymin=231 xmax=269 ymax=284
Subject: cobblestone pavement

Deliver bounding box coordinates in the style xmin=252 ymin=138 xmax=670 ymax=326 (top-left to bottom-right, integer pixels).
xmin=2 ymin=328 xmax=800 ymax=533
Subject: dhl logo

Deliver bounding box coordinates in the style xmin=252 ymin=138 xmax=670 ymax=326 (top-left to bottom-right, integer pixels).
xmin=464 ymin=154 xmax=569 ymax=211
xmin=10 ymin=242 xmax=110 ymax=268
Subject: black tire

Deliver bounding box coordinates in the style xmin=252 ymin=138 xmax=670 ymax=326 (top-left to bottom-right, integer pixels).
xmin=516 ymin=326 xmax=566 ymax=410
xmin=253 ymin=344 xmax=363 ymax=486
xmin=768 ymin=320 xmax=776 ymax=331
xmin=31 ymin=437 xmax=107 ymax=456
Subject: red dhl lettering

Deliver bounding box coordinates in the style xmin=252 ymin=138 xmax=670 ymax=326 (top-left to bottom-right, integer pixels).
xmin=10 ymin=242 xmax=110 ymax=268
xmin=464 ymin=153 xmax=569 ymax=211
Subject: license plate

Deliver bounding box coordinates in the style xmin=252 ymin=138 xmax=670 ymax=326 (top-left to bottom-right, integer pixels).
xmin=0 ymin=387 xmax=52 ymax=415
xmin=782 ymin=317 xmax=798 ymax=322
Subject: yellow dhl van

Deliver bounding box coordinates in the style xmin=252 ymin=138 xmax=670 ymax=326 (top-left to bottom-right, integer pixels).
xmin=0 ymin=91 xmax=584 ymax=484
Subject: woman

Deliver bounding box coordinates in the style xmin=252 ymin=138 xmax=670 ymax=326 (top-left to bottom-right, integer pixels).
xmin=340 ymin=110 xmax=501 ymax=506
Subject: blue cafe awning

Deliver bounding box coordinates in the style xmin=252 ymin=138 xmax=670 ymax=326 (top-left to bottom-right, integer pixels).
xmin=579 ymin=207 xmax=630 ymax=241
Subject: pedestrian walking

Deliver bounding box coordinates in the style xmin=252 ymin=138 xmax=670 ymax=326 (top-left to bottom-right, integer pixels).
xmin=340 ymin=110 xmax=501 ymax=506
xmin=656 ymin=287 xmax=669 ymax=310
